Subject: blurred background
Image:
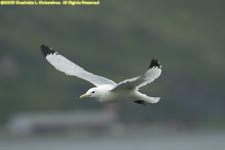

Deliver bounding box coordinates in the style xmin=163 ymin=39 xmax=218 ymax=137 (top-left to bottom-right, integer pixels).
xmin=0 ymin=0 xmax=225 ymax=150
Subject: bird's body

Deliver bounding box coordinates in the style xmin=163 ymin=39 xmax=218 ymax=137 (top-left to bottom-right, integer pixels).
xmin=41 ymin=45 xmax=162 ymax=105
xmin=92 ymin=84 xmax=160 ymax=104
xmin=92 ymin=84 xmax=136 ymax=103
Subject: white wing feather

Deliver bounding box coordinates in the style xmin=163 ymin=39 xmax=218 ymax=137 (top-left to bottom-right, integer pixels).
xmin=41 ymin=45 xmax=116 ymax=87
xmin=112 ymin=59 xmax=161 ymax=91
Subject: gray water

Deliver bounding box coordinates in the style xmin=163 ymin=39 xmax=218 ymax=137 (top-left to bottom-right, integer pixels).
xmin=0 ymin=131 xmax=225 ymax=150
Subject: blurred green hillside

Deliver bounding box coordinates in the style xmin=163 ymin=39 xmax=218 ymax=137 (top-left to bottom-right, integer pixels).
xmin=0 ymin=0 xmax=225 ymax=124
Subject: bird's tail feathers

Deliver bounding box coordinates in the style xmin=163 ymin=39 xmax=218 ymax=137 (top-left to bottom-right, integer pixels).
xmin=135 ymin=92 xmax=161 ymax=104
xmin=144 ymin=96 xmax=160 ymax=104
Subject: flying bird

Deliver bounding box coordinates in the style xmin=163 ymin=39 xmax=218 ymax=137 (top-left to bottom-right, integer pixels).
xmin=41 ymin=45 xmax=162 ymax=105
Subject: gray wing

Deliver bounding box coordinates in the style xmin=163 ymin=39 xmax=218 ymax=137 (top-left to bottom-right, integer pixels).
xmin=41 ymin=45 xmax=116 ymax=87
xmin=112 ymin=59 xmax=161 ymax=91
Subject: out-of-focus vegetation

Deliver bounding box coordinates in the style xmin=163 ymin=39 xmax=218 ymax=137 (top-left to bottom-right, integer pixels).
xmin=0 ymin=0 xmax=225 ymax=125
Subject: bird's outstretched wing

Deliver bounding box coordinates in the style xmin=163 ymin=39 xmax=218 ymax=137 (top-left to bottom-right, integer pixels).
xmin=41 ymin=45 xmax=116 ymax=86
xmin=112 ymin=59 xmax=161 ymax=91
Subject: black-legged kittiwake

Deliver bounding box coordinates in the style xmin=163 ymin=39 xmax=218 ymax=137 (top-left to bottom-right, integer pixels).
xmin=41 ymin=45 xmax=162 ymax=105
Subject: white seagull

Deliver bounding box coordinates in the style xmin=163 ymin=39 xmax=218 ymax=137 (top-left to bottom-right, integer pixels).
xmin=41 ymin=45 xmax=162 ymax=105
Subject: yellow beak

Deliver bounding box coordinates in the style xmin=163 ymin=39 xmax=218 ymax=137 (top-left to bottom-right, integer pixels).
xmin=79 ymin=93 xmax=90 ymax=99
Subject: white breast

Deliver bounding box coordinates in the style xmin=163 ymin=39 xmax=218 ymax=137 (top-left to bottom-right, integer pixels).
xmin=97 ymin=85 xmax=136 ymax=103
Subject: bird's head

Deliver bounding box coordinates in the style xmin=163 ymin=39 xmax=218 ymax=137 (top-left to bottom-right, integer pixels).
xmin=79 ymin=87 xmax=99 ymax=99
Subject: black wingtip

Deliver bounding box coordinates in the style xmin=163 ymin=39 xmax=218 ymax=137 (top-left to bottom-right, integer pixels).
xmin=148 ymin=59 xmax=161 ymax=69
xmin=40 ymin=44 xmax=56 ymax=57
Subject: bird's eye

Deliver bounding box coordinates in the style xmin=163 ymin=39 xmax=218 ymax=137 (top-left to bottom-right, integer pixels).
xmin=92 ymin=91 xmax=95 ymax=94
